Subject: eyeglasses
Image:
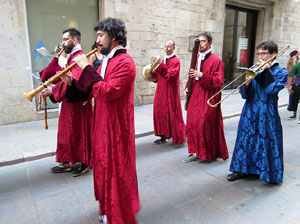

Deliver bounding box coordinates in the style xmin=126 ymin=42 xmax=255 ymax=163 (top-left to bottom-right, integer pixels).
xmin=62 ymin=38 xmax=71 ymax=42
xmin=256 ymin=52 xmax=269 ymax=56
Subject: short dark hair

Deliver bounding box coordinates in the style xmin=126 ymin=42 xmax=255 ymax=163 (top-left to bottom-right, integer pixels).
xmin=197 ymin=32 xmax=213 ymax=43
xmin=290 ymin=50 xmax=298 ymax=57
xmin=94 ymin=17 xmax=127 ymax=47
xmin=63 ymin=28 xmax=81 ymax=43
xmin=256 ymin=41 xmax=278 ymax=54
xmin=171 ymin=40 xmax=175 ymax=47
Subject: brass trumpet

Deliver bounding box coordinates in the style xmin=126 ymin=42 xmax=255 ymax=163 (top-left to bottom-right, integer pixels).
xmin=142 ymin=53 xmax=166 ymax=82
xmin=207 ymin=44 xmax=290 ymax=108
xmin=24 ymin=48 xmax=98 ymax=101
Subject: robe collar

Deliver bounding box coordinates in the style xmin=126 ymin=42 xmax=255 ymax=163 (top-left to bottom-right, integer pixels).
xmin=100 ymin=45 xmax=126 ymax=78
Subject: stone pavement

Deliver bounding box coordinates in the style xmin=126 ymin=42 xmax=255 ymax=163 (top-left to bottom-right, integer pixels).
xmin=0 ymin=89 xmax=289 ymax=167
xmin=1 ymin=98 xmax=300 ymax=224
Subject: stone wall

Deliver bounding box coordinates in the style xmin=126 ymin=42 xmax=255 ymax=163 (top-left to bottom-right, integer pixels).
xmin=0 ymin=0 xmax=45 ymax=125
xmin=1 ymin=0 xmax=300 ymax=125
xmin=102 ymin=0 xmax=226 ymax=105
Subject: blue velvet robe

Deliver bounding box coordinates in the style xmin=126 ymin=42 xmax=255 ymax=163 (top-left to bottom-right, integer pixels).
xmin=229 ymin=63 xmax=288 ymax=184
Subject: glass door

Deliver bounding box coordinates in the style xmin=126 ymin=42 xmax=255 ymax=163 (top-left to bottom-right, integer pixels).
xmin=26 ymin=0 xmax=99 ymax=109
xmin=222 ymin=5 xmax=258 ymax=88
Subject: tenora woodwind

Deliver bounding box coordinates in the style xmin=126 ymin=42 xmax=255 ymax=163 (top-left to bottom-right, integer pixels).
xmin=206 ymin=44 xmax=290 ymax=108
xmin=142 ymin=53 xmax=166 ymax=82
xmin=24 ymin=48 xmax=98 ymax=101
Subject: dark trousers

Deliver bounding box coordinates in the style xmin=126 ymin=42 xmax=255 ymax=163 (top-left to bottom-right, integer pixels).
xmin=288 ymin=84 xmax=300 ymax=112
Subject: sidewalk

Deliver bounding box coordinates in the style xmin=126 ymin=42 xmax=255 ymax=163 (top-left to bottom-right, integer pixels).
xmin=0 ymin=89 xmax=289 ymax=167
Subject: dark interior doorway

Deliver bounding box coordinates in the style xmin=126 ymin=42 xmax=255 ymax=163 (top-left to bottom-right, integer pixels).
xmin=222 ymin=5 xmax=258 ymax=88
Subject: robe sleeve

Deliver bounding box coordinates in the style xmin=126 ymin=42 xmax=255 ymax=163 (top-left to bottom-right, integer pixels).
xmin=65 ymin=65 xmax=103 ymax=102
xmin=92 ymin=57 xmax=135 ymax=102
xmin=200 ymin=59 xmax=224 ymax=90
xmin=39 ymin=57 xmax=62 ymax=84
xmin=265 ymin=67 xmax=287 ymax=95
xmin=239 ymin=84 xmax=250 ymax=99
xmin=51 ymin=53 xmax=88 ymax=103
xmin=155 ymin=59 xmax=180 ymax=81
xmin=51 ymin=81 xmax=67 ymax=103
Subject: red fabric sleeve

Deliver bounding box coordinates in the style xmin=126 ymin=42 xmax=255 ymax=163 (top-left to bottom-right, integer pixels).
xmin=39 ymin=57 xmax=62 ymax=84
xmin=155 ymin=58 xmax=180 ymax=81
xmin=92 ymin=57 xmax=135 ymax=102
xmin=200 ymin=59 xmax=224 ymax=90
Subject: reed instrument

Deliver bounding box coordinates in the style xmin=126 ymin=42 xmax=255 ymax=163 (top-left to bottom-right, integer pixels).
xmin=24 ymin=48 xmax=98 ymax=101
xmin=206 ymin=44 xmax=290 ymax=108
xmin=184 ymin=38 xmax=200 ymax=111
xmin=142 ymin=53 xmax=166 ymax=82
xmin=38 ymin=94 xmax=48 ymax=129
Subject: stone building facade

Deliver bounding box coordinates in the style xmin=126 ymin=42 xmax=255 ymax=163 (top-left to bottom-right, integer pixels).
xmin=0 ymin=0 xmax=299 ymax=125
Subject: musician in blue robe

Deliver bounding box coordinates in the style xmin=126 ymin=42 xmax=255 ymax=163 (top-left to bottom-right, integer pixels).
xmin=227 ymin=41 xmax=288 ymax=184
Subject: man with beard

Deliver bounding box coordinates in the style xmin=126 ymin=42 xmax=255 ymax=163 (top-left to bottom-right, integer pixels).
xmin=61 ymin=18 xmax=140 ymax=224
xmin=183 ymin=32 xmax=228 ymax=162
xmin=40 ymin=28 xmax=92 ymax=177
xmin=152 ymin=40 xmax=186 ymax=145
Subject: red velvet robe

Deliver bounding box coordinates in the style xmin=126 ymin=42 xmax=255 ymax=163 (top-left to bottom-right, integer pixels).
xmin=66 ymin=49 xmax=140 ymax=224
xmin=40 ymin=51 xmax=92 ymax=165
xmin=153 ymin=56 xmax=186 ymax=144
xmin=186 ymin=53 xmax=228 ymax=160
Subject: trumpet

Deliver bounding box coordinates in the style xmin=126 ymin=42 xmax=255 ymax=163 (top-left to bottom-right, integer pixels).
xmin=142 ymin=53 xmax=166 ymax=82
xmin=207 ymin=44 xmax=290 ymax=108
xmin=24 ymin=48 xmax=98 ymax=102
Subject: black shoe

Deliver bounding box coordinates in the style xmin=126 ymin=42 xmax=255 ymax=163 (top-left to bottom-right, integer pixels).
xmin=153 ymin=138 xmax=168 ymax=144
xmin=227 ymin=172 xmax=244 ymax=181
xmin=289 ymin=115 xmax=296 ymax=120
xmin=51 ymin=162 xmax=72 ymax=173
xmin=72 ymin=163 xmax=89 ymax=177
xmin=182 ymin=154 xmax=199 ymax=163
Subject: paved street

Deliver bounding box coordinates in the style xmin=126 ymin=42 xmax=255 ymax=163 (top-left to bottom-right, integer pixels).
xmin=1 ymin=106 xmax=300 ymax=224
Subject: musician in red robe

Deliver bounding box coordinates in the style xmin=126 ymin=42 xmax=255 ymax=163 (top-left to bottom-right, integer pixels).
xmin=152 ymin=40 xmax=186 ymax=144
xmin=40 ymin=28 xmax=92 ymax=177
xmin=183 ymin=32 xmax=228 ymax=162
xmin=61 ymin=18 xmax=140 ymax=224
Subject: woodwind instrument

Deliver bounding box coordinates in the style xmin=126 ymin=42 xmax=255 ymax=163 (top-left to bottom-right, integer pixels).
xmin=24 ymin=48 xmax=98 ymax=101
xmin=184 ymin=38 xmax=200 ymax=110
xmin=37 ymin=94 xmax=48 ymax=129
xmin=43 ymin=97 xmax=48 ymax=129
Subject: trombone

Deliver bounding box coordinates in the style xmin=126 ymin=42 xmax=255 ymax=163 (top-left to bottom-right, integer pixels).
xmin=207 ymin=44 xmax=290 ymax=108
xmin=24 ymin=48 xmax=98 ymax=102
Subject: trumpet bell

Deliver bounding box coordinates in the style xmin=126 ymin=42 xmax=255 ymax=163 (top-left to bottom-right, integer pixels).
xmin=142 ymin=64 xmax=158 ymax=82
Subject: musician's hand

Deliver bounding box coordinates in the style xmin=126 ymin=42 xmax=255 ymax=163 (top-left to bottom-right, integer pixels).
xmin=40 ymin=86 xmax=53 ymax=98
xmin=60 ymin=71 xmax=73 ymax=86
xmin=74 ymin=54 xmax=89 ymax=70
xmin=245 ymin=75 xmax=252 ymax=86
xmin=189 ymin=69 xmax=203 ymax=78
xmin=184 ymin=88 xmax=188 ymax=97
xmin=258 ymin=59 xmax=271 ymax=70
xmin=156 ymin=57 xmax=162 ymax=65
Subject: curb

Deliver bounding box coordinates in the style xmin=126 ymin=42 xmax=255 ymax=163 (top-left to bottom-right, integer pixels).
xmin=0 ymin=103 xmax=288 ymax=168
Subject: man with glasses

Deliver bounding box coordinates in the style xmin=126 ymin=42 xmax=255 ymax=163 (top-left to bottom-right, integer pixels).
xmin=40 ymin=28 xmax=91 ymax=177
xmin=227 ymin=41 xmax=288 ymax=184
xmin=152 ymin=40 xmax=186 ymax=145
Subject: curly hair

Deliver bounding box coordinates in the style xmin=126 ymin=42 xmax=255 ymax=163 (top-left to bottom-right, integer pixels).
xmin=94 ymin=17 xmax=127 ymax=47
